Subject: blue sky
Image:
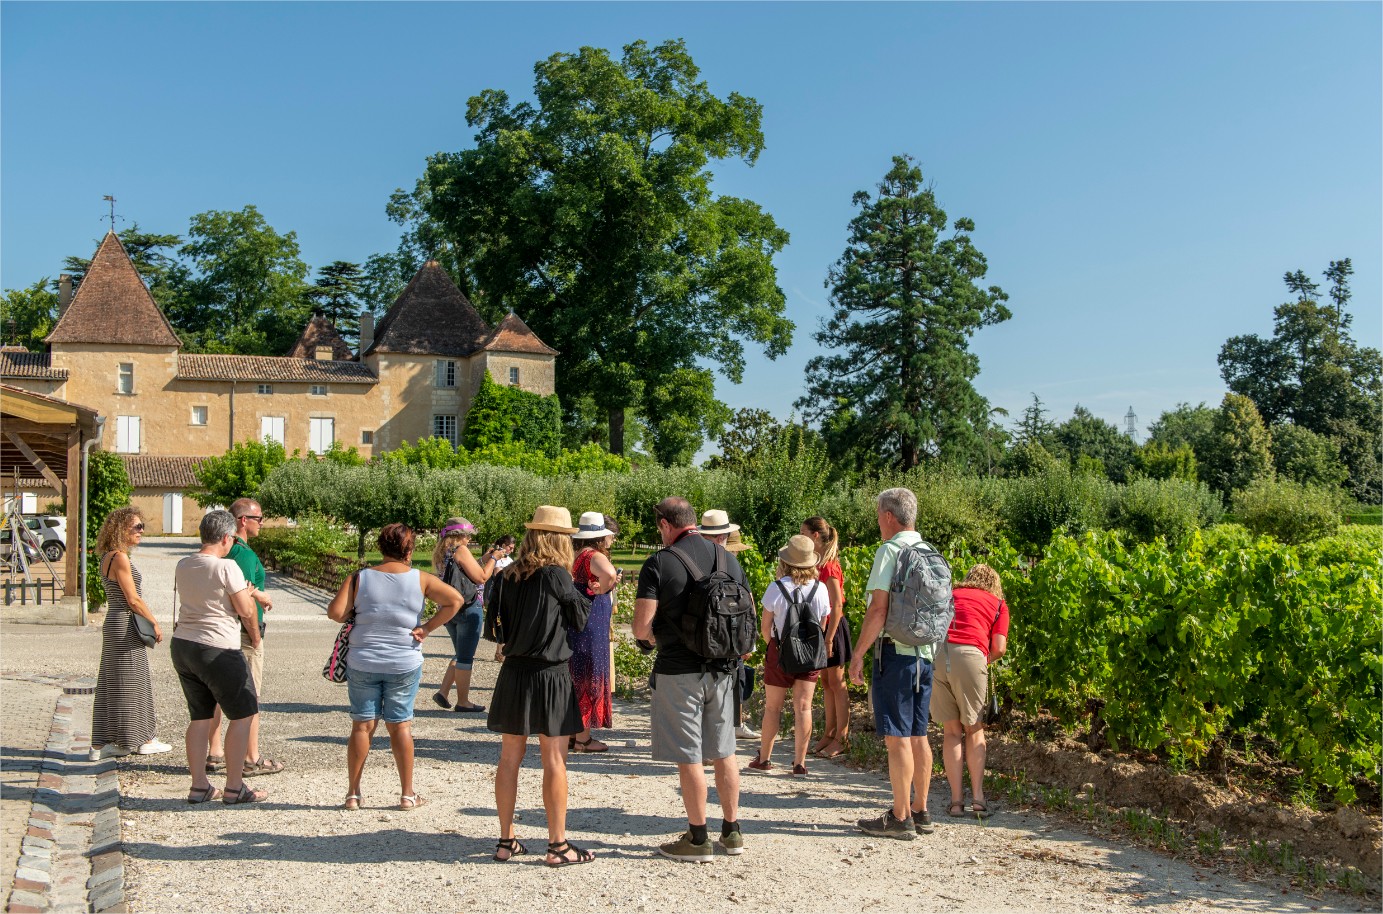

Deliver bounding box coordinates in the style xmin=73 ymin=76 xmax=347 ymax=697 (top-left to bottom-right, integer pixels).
xmin=3 ymin=2 xmax=1379 ymax=443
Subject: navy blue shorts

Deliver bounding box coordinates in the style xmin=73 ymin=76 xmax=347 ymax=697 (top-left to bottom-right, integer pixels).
xmin=871 ymin=641 xmax=933 ymax=738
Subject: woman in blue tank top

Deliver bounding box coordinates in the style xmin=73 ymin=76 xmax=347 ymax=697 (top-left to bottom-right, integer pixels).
xmin=326 ymin=523 xmax=463 ymax=811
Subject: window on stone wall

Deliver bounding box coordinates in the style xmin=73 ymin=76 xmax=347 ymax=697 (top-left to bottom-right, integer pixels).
xmin=309 ymin=417 xmax=335 ymax=455
xmin=433 ymin=415 xmax=458 ymax=445
xmin=310 ymin=384 xmax=328 ymax=397
xmin=115 ymin=415 xmax=141 ymax=453
xmin=257 ymin=384 xmax=273 ymax=395
xmin=191 ymin=406 xmax=208 ymax=426
xmin=117 ymin=363 xmax=134 ymax=394
xmin=509 ymin=366 xmax=520 ymax=386
xmin=361 ymin=430 xmax=374 ymax=445
xmin=435 ymin=360 xmax=457 ymax=388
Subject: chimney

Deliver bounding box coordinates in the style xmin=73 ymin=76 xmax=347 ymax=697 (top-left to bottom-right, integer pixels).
xmin=314 ymin=345 xmax=334 ymax=361
xmin=358 ymin=310 xmax=375 ymax=355
xmin=58 ymin=274 xmax=73 ymax=317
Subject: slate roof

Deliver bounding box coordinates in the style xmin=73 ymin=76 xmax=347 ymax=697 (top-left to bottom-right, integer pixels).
xmin=45 ymin=232 xmax=182 ymax=347
xmin=175 ymin=354 xmax=378 ymax=384
xmin=365 ymin=261 xmax=491 ymax=357
xmin=0 ymin=350 xmax=69 ymax=380
xmin=481 ymin=312 xmax=559 ymax=356
xmin=287 ymin=314 xmax=355 ymax=361
xmin=121 ymin=455 xmax=204 ymax=489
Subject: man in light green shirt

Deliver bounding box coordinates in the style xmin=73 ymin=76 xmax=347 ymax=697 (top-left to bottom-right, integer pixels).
xmin=849 ymin=487 xmax=936 ymax=839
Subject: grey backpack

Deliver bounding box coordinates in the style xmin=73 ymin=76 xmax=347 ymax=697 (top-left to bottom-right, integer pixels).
xmin=883 ymin=541 xmax=955 ymax=647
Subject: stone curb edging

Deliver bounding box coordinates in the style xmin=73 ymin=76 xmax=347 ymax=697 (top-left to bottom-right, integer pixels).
xmin=3 ymin=674 xmax=129 ymax=914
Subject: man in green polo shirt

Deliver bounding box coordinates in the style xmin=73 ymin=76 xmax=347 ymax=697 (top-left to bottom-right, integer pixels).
xmin=208 ymin=499 xmax=285 ymax=777
xmin=848 ymin=487 xmax=935 ymax=839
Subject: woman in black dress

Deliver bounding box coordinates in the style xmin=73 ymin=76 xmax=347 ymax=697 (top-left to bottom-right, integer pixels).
xmin=485 ymin=506 xmax=594 ymax=867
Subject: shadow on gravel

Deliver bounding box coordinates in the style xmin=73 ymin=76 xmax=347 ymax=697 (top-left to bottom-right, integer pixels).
xmin=123 ymin=828 xmax=495 ymax=864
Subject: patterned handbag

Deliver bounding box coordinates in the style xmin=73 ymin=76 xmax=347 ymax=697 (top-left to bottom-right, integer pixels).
xmin=322 ymin=573 xmax=358 ymax=684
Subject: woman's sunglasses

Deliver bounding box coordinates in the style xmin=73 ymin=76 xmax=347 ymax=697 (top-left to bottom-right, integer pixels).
xmin=132 ymin=523 xmax=145 ymax=532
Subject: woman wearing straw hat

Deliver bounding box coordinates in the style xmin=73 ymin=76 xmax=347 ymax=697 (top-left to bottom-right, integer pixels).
xmin=486 ymin=506 xmax=596 ymax=867
xmin=569 ymin=512 xmax=621 ymax=753
xmin=747 ymin=535 xmax=831 ymax=776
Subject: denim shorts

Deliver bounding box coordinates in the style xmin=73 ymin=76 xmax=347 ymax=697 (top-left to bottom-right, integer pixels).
xmin=871 ymin=641 xmax=933 ymax=738
xmin=444 ymin=598 xmax=483 ymax=670
xmin=347 ymin=666 xmax=423 ymax=723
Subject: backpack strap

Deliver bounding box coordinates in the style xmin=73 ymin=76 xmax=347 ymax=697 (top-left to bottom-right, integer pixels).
xmin=666 ymin=544 xmax=708 ymax=583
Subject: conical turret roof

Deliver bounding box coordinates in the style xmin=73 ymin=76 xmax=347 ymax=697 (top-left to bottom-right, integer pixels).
xmin=45 ymin=232 xmax=181 ymax=347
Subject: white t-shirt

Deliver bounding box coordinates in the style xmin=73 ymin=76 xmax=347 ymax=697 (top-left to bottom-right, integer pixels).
xmin=761 ymin=575 xmax=831 ymax=638
xmin=174 ymin=553 xmax=250 ymax=650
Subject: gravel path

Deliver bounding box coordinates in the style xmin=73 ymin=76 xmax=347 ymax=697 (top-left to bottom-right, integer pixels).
xmin=1 ymin=538 xmax=1365 ymax=913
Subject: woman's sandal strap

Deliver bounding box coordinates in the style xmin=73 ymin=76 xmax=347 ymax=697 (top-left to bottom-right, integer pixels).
xmin=494 ymin=837 xmax=528 ymax=860
xmin=545 ymin=840 xmax=594 ymax=867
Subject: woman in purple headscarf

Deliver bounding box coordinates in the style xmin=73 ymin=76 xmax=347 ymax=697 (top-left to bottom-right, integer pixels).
xmin=430 ymin=517 xmax=501 ymax=712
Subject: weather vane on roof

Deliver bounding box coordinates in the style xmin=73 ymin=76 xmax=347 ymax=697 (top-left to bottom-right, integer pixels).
xmin=102 ymin=195 xmax=118 ymax=231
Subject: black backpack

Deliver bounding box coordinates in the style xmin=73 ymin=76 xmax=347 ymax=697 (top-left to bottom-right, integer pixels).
xmin=775 ymin=580 xmax=826 ymax=674
xmin=442 ymin=550 xmax=479 ymax=603
xmin=666 ymin=543 xmax=757 ymax=660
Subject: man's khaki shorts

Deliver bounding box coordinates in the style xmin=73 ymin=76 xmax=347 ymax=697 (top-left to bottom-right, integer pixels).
xmin=240 ymin=631 xmax=265 ymax=698
xmin=930 ymin=643 xmax=988 ymax=727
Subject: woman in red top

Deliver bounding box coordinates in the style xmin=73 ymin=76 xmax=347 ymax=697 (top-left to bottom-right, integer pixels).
xmin=931 ymin=564 xmax=1009 ymax=819
xmin=802 ymin=516 xmax=850 ymax=759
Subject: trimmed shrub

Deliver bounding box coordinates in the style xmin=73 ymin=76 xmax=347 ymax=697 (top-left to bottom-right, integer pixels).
xmin=1111 ymin=477 xmax=1224 ymax=543
xmin=1233 ymin=477 xmax=1344 ymax=544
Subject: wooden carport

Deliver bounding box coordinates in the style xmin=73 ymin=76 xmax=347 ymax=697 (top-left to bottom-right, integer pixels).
xmin=0 ymin=384 xmax=103 ymax=603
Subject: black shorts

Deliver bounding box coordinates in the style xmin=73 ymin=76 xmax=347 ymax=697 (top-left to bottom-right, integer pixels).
xmin=170 ymin=638 xmax=259 ymax=721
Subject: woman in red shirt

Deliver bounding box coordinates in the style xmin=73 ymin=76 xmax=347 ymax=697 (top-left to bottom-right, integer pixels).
xmin=802 ymin=516 xmax=850 ymax=759
xmin=931 ymin=564 xmax=1009 ymax=819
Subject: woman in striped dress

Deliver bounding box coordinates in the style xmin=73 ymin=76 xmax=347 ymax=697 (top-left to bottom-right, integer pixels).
xmin=90 ymin=506 xmax=171 ymax=760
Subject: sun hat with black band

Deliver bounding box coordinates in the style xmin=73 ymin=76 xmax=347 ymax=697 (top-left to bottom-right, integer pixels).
xmin=525 ymin=505 xmax=579 ymax=534
xmin=695 ymin=509 xmax=740 ymax=536
xmin=778 ymin=534 xmax=819 ymax=568
xmin=572 ymin=511 xmax=615 ymax=540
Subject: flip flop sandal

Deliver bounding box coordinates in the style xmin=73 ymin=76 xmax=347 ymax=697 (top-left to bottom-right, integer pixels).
xmin=947 ymin=802 xmax=967 ymax=817
xmin=187 ymin=785 xmax=223 ymax=804
xmin=399 ymin=794 xmax=426 ymax=810
xmin=223 ymin=784 xmax=268 ymax=805
xmin=341 ymin=794 xmax=362 ymax=811
xmin=493 ymin=837 xmax=528 ymax=861
xmin=545 ymin=839 xmax=595 ymax=868
xmin=244 ymin=757 xmax=286 ymax=777
xmin=819 ymin=744 xmax=846 ymax=759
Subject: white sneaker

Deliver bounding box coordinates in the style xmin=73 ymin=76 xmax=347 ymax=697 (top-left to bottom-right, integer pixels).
xmin=136 ymin=739 xmax=173 ymax=755
xmin=89 ymin=744 xmax=130 ymax=761
xmin=736 ymin=724 xmax=759 ymax=740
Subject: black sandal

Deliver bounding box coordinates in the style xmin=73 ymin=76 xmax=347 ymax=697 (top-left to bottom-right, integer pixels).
xmin=545 ymin=839 xmax=595 ymax=868
xmin=493 ymin=837 xmax=528 ymax=861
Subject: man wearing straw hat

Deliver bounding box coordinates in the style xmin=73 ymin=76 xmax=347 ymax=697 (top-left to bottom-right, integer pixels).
xmin=634 ymin=497 xmax=753 ymax=863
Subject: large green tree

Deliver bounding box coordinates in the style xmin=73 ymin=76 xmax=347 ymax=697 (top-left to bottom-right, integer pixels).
xmin=307 ymin=260 xmax=366 ymax=343
xmin=1050 ymin=405 xmax=1137 ymax=482
xmin=401 ymin=39 xmax=793 ymax=458
xmin=167 ymin=206 xmax=313 ymax=355
xmin=1218 ymin=260 xmax=1381 ymax=499
xmin=1203 ymin=393 xmax=1274 ymax=495
xmin=797 ymin=155 xmax=1011 ymax=470
xmin=1 ymin=279 xmax=59 ymax=351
